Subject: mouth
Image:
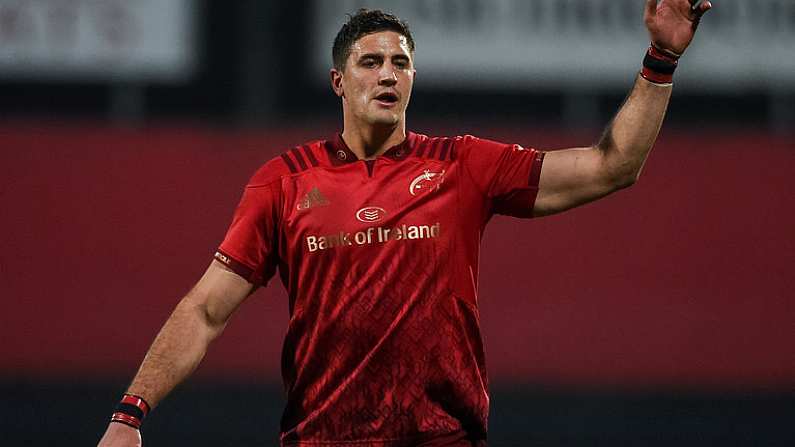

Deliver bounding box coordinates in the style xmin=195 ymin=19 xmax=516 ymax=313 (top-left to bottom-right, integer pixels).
xmin=374 ymin=92 xmax=399 ymax=107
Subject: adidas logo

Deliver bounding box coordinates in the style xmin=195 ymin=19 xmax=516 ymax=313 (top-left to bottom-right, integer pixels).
xmin=297 ymin=187 xmax=330 ymax=210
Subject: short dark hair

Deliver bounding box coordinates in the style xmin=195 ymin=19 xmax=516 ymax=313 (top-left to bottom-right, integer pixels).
xmin=332 ymin=9 xmax=415 ymax=71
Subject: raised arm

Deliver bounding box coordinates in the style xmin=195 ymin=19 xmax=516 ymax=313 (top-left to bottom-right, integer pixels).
xmin=97 ymin=261 xmax=254 ymax=447
xmin=533 ymin=0 xmax=711 ymax=217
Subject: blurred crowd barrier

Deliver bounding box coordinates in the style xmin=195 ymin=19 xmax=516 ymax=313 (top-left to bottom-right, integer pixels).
xmin=312 ymin=0 xmax=795 ymax=90
xmin=0 ymin=0 xmax=197 ymax=82
xmin=1 ymin=0 xmax=792 ymax=90
xmin=0 ymin=1 xmax=792 ymax=129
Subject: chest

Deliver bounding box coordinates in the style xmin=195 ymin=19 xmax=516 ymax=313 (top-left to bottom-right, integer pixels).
xmin=281 ymin=159 xmax=459 ymax=249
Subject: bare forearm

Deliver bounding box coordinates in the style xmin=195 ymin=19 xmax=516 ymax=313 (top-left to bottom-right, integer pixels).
xmin=595 ymin=0 xmax=712 ymax=185
xmin=126 ymin=296 xmax=224 ymax=408
xmin=98 ymin=264 xmax=251 ymax=446
xmin=597 ymin=74 xmax=672 ymax=187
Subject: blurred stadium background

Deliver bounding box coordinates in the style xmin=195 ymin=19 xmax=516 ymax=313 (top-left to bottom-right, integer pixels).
xmin=1 ymin=0 xmax=793 ymax=445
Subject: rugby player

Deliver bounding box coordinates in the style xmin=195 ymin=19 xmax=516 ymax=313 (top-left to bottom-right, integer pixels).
xmin=99 ymin=1 xmax=711 ymax=445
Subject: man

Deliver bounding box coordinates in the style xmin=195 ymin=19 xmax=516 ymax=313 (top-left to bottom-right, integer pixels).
xmin=98 ymin=1 xmax=711 ymax=446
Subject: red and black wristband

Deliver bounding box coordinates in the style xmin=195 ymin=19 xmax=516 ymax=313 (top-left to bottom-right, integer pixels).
xmin=641 ymin=44 xmax=679 ymax=85
xmin=110 ymin=394 xmax=151 ymax=430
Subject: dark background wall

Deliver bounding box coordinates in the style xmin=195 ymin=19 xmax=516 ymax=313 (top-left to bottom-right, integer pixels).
xmin=1 ymin=1 xmax=793 ymax=445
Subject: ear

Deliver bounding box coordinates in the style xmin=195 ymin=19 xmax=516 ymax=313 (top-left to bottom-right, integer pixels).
xmin=330 ymin=68 xmax=344 ymax=98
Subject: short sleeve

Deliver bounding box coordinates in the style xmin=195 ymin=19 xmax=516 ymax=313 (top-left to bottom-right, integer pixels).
xmin=458 ymin=135 xmax=545 ymax=218
xmin=214 ymin=179 xmax=281 ymax=285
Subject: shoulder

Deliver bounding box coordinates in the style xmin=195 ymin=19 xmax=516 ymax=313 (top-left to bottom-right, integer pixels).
xmin=430 ymin=134 xmax=539 ymax=174
xmin=452 ymin=134 xmax=536 ymax=156
xmin=410 ymin=133 xmax=505 ymax=161
xmin=408 ymin=133 xmax=466 ymax=162
xmin=412 ymin=133 xmax=501 ymax=150
xmin=247 ymin=139 xmax=327 ymax=187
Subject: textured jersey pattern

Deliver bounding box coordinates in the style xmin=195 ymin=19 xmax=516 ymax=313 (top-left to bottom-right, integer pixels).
xmin=215 ymin=132 xmax=543 ymax=446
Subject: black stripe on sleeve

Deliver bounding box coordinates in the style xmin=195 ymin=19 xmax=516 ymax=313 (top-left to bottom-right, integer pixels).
xmin=290 ymin=147 xmax=309 ymax=171
xmin=214 ymin=250 xmax=256 ymax=282
xmin=439 ymin=139 xmax=452 ymax=161
xmin=427 ymin=140 xmax=439 ymax=159
xmin=528 ymin=151 xmax=545 ymax=188
xmin=280 ymin=153 xmax=298 ymax=173
xmin=302 ymin=145 xmax=319 ymax=167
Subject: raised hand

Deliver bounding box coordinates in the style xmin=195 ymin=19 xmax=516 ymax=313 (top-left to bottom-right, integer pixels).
xmin=644 ymin=0 xmax=712 ymax=57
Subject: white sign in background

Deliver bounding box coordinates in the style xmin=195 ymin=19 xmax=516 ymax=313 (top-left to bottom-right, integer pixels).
xmin=0 ymin=0 xmax=197 ymax=82
xmin=311 ymin=0 xmax=795 ymax=91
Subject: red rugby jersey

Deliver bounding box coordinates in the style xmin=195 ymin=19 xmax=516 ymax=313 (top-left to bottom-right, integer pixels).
xmin=215 ymin=132 xmax=544 ymax=446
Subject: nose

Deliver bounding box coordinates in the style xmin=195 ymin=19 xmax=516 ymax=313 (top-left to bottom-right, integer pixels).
xmin=378 ymin=65 xmax=398 ymax=86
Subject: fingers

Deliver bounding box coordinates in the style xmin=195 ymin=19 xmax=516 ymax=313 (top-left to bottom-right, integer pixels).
xmin=694 ymin=0 xmax=712 ymax=17
xmin=688 ymin=0 xmax=712 ymax=16
xmin=691 ymin=0 xmax=711 ymax=29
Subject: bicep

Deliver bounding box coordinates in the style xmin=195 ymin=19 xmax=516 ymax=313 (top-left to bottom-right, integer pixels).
xmin=183 ymin=260 xmax=256 ymax=328
xmin=534 ymin=146 xmax=616 ymax=216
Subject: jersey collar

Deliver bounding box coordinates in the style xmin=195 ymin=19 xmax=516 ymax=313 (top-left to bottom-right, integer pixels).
xmin=326 ymin=132 xmax=416 ymax=165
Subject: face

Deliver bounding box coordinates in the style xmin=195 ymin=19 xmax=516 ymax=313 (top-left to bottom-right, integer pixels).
xmin=331 ymin=31 xmax=416 ymax=129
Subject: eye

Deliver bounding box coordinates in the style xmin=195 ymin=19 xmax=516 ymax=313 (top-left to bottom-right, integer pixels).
xmin=360 ymin=58 xmax=378 ymax=68
xmin=393 ymin=57 xmax=412 ymax=70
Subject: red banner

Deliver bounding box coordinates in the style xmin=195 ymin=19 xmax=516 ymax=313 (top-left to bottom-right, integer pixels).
xmin=1 ymin=123 xmax=793 ymax=390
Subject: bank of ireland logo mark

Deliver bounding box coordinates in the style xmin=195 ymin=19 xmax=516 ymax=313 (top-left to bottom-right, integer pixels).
xmin=356 ymin=206 xmax=386 ymax=223
xmin=409 ymin=169 xmax=446 ymax=196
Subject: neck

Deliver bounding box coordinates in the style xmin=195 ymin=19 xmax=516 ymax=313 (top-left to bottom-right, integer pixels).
xmin=341 ymin=121 xmax=406 ymax=160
